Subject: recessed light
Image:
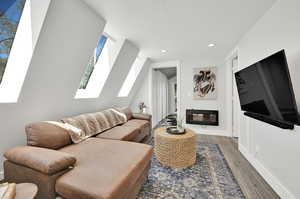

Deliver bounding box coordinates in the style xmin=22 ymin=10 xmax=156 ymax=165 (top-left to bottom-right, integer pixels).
xmin=208 ymin=43 xmax=215 ymax=47
xmin=161 ymin=49 xmax=167 ymax=53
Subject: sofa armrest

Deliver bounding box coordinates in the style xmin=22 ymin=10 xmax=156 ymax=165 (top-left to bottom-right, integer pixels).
xmin=4 ymin=146 xmax=76 ymax=175
xmin=132 ymin=113 xmax=152 ymax=121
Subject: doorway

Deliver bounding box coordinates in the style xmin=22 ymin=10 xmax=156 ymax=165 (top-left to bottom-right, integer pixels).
xmin=152 ymin=66 xmax=177 ymax=125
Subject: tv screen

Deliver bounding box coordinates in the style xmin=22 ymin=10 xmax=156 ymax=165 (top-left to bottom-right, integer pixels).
xmin=235 ymin=50 xmax=299 ymax=125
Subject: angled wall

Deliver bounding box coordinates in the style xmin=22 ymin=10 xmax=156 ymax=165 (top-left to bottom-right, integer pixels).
xmin=0 ymin=0 xmax=51 ymax=102
xmin=99 ymin=39 xmax=139 ymax=101
xmin=130 ymin=62 xmax=152 ymax=113
xmin=0 ymin=0 xmax=106 ymax=171
xmin=20 ymin=0 xmax=106 ymax=105
xmin=125 ymin=58 xmax=151 ymax=108
xmin=128 ymin=58 xmax=151 ymax=100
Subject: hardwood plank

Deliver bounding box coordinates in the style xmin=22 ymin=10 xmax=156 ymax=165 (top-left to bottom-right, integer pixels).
xmin=199 ymin=134 xmax=280 ymax=199
xmin=155 ymin=117 xmax=279 ymax=198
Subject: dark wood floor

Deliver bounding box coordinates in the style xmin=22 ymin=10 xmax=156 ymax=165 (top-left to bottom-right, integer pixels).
xmin=199 ymin=134 xmax=280 ymax=199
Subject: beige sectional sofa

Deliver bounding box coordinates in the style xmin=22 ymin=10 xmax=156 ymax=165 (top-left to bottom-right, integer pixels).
xmin=3 ymin=108 xmax=153 ymax=199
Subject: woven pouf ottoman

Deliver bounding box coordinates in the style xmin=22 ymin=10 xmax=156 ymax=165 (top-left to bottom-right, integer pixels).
xmin=154 ymin=127 xmax=197 ymax=168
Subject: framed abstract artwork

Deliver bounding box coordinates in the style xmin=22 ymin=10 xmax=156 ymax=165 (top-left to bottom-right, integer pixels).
xmin=193 ymin=67 xmax=217 ymax=100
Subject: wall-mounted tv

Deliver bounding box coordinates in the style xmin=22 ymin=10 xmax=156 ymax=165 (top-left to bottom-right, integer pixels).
xmin=235 ymin=50 xmax=299 ymax=129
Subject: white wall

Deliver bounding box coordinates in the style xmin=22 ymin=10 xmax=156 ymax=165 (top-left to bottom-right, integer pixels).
xmin=85 ymin=39 xmax=146 ymax=109
xmin=132 ymin=61 xmax=180 ymax=124
xmin=0 ymin=0 xmax=105 ymax=168
xmin=0 ymin=0 xmax=52 ymax=102
xmin=180 ymin=61 xmax=230 ymax=136
xmin=0 ymin=0 xmax=142 ymax=173
xmin=132 ymin=60 xmax=229 ymax=135
xmin=100 ymin=39 xmax=139 ymax=100
xmin=130 ymin=69 xmax=150 ymax=112
xmin=235 ymin=0 xmax=300 ymax=198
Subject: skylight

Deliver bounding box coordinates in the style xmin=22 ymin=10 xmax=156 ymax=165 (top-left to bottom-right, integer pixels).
xmin=75 ymin=35 xmax=115 ymax=99
xmin=78 ymin=35 xmax=107 ymax=89
xmin=0 ymin=0 xmax=26 ymax=84
xmin=0 ymin=0 xmax=35 ymax=103
xmin=118 ymin=57 xmax=145 ymax=97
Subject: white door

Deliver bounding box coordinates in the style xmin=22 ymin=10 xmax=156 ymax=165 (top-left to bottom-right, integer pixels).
xmin=232 ymin=57 xmax=239 ymax=138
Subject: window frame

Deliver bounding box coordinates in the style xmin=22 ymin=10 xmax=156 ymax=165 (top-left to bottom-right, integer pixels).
xmin=75 ymin=35 xmax=115 ymax=99
xmin=78 ymin=35 xmax=107 ymax=90
xmin=118 ymin=57 xmax=145 ymax=97
xmin=0 ymin=0 xmax=27 ymax=85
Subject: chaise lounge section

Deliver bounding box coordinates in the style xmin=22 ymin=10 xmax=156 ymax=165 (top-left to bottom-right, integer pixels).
xmin=56 ymin=138 xmax=152 ymax=199
xmin=3 ymin=108 xmax=153 ymax=199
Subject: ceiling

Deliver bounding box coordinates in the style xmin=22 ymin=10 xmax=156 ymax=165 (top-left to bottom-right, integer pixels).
xmin=158 ymin=67 xmax=177 ymax=79
xmin=83 ymin=0 xmax=276 ymax=63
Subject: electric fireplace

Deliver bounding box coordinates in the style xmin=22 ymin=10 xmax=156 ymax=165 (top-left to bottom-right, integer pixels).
xmin=186 ymin=109 xmax=219 ymax=126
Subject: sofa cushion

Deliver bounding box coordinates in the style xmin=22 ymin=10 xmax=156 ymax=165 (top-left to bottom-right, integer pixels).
xmin=123 ymin=119 xmax=151 ymax=142
xmin=25 ymin=121 xmax=72 ymax=149
xmin=55 ymin=138 xmax=153 ymax=199
xmin=95 ymin=126 xmax=140 ymax=141
xmin=123 ymin=119 xmax=149 ymax=129
xmin=4 ymin=146 xmax=76 ymax=175
xmin=132 ymin=113 xmax=152 ymax=121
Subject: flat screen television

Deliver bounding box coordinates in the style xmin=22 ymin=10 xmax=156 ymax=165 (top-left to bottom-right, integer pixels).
xmin=235 ymin=50 xmax=299 ymax=129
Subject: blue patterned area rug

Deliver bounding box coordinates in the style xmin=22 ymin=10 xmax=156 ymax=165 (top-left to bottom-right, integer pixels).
xmin=138 ymin=139 xmax=245 ymax=199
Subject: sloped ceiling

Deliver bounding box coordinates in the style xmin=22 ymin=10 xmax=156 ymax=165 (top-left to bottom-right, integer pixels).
xmin=83 ymin=0 xmax=276 ymax=63
xmin=100 ymin=39 xmax=139 ymax=100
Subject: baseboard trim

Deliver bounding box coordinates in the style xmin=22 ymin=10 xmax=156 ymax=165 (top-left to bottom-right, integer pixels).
xmin=239 ymin=144 xmax=296 ymax=199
